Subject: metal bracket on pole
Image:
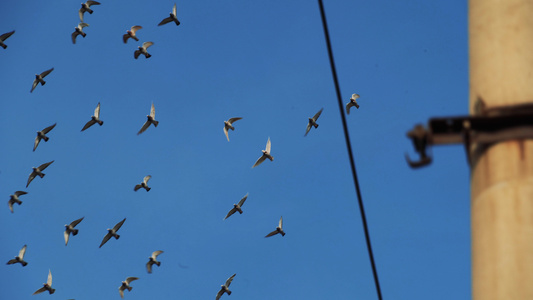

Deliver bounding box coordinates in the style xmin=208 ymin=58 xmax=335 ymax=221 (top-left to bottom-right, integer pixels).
xmin=405 ymin=101 xmax=533 ymax=168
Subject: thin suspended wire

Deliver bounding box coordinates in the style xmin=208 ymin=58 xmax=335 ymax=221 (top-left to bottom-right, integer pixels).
xmin=317 ymin=1 xmax=383 ymax=299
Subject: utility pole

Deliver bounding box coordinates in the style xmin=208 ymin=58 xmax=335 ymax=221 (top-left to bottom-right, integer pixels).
xmin=469 ymin=0 xmax=533 ymax=299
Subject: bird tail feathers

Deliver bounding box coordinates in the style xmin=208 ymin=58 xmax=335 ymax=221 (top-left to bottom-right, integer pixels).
xmin=72 ymin=229 xmax=79 ymax=236
xmin=43 ymin=136 xmax=49 ymax=142
xmin=152 ymin=120 xmax=159 ymax=127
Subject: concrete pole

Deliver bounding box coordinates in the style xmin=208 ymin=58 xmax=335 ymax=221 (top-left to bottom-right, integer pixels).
xmin=469 ymin=0 xmax=533 ymax=299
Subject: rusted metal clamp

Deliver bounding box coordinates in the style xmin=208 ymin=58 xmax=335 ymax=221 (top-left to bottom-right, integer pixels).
xmin=405 ymin=101 xmax=533 ymax=168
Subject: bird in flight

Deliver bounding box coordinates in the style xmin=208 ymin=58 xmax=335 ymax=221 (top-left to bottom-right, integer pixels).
xmin=305 ymin=108 xmax=323 ymax=136
xmin=7 ymin=244 xmax=28 ymax=266
xmin=26 ymin=160 xmax=54 ymax=188
xmin=33 ymin=123 xmax=56 ymax=152
xmin=252 ymin=137 xmax=273 ymax=168
xmin=134 ymin=41 xmax=154 ymax=59
xmin=99 ymin=218 xmax=126 ymax=248
xmin=0 ymin=30 xmax=15 ymax=49
xmin=118 ymin=277 xmax=139 ymax=298
xmin=224 ymin=193 xmax=248 ymax=220
xmin=123 ymin=25 xmax=142 ymax=43
xmin=64 ymin=217 xmax=84 ymax=246
xmin=223 ymin=117 xmax=242 ymax=142
xmin=265 ymin=216 xmax=285 ymax=237
xmin=346 ymin=93 xmax=360 ymax=114
xmin=216 ymin=273 xmax=236 ymax=300
xmin=146 ymin=250 xmax=164 ymax=274
xmin=30 ymin=68 xmax=54 ymax=93
xmin=72 ymin=22 xmax=89 ymax=44
xmin=134 ymin=175 xmax=152 ymax=192
xmin=137 ymin=103 xmax=158 ymax=134
xmin=8 ymin=191 xmax=27 ymax=213
xmin=158 ymin=3 xmax=180 ymax=26
xmin=32 ymin=269 xmax=55 ymax=295
xmin=81 ymin=102 xmax=103 ymax=131
xmin=79 ymin=1 xmax=100 ymax=22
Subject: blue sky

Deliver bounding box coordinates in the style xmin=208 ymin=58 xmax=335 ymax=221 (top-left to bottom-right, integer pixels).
xmin=1 ymin=1 xmax=470 ymax=299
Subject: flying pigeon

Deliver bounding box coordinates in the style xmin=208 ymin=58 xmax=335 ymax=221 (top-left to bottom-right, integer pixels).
xmin=123 ymin=25 xmax=142 ymax=43
xmin=30 ymin=68 xmax=54 ymax=93
xmin=119 ymin=277 xmax=139 ymax=298
xmin=26 ymin=160 xmax=54 ymax=188
xmin=252 ymin=137 xmax=273 ymax=168
xmin=146 ymin=250 xmax=163 ymax=274
xmin=8 ymin=191 xmax=27 ymax=213
xmin=33 ymin=123 xmax=56 ymax=152
xmin=137 ymin=103 xmax=158 ymax=134
xmin=346 ymin=93 xmax=360 ymax=114
xmin=72 ymin=22 xmax=89 ymax=44
xmin=134 ymin=175 xmax=151 ymax=192
xmin=79 ymin=1 xmax=100 ymax=22
xmin=216 ymin=273 xmax=236 ymax=300
xmin=224 ymin=193 xmax=248 ymax=220
xmin=32 ymin=270 xmax=55 ymax=295
xmin=305 ymin=108 xmax=323 ymax=136
xmin=7 ymin=244 xmax=28 ymax=266
xmin=158 ymin=3 xmax=180 ymax=26
xmin=99 ymin=218 xmax=126 ymax=248
xmin=134 ymin=41 xmax=154 ymax=59
xmin=81 ymin=102 xmax=103 ymax=131
xmin=64 ymin=217 xmax=84 ymax=246
xmin=265 ymin=216 xmax=285 ymax=237
xmin=0 ymin=30 xmax=15 ymax=49
xmin=223 ymin=117 xmax=242 ymax=142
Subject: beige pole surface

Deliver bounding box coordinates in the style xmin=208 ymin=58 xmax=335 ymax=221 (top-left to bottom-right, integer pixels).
xmin=469 ymin=0 xmax=533 ymax=299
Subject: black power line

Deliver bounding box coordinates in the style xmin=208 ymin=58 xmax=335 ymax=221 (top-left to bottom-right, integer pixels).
xmin=317 ymin=1 xmax=383 ymax=299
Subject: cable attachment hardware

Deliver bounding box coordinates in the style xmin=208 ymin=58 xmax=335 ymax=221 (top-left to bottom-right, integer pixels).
xmin=405 ymin=124 xmax=432 ymax=168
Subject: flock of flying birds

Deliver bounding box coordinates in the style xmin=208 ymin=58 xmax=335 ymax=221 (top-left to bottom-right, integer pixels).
xmin=3 ymin=1 xmax=365 ymax=298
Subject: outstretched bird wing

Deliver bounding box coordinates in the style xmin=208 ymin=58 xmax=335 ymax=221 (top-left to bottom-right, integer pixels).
xmin=312 ymin=108 xmax=323 ymax=121
xmin=238 ymin=194 xmax=248 ymax=207
xmin=279 ymin=216 xmax=283 ymax=229
xmin=40 ymin=68 xmax=54 ymax=78
xmin=125 ymin=277 xmax=139 ymax=284
xmin=227 ymin=117 xmax=242 ymax=125
xmin=33 ymin=287 xmax=47 ymax=295
xmin=305 ymin=123 xmax=312 ymax=136
xmin=19 ymin=245 xmax=27 ymax=258
xmin=223 ymin=126 xmax=230 ymax=141
xmin=47 ymin=269 xmax=52 ymax=286
xmin=172 ymin=3 xmax=177 ymax=16
xmin=70 ymin=217 xmax=84 ymax=227
xmin=225 ymin=273 xmax=236 ymax=288
xmin=265 ymin=137 xmax=271 ymax=153
xmin=224 ymin=208 xmax=237 ymax=220
xmin=94 ymin=102 xmax=100 ymax=119
xmin=265 ymin=230 xmax=278 ymax=238
xmin=33 ymin=136 xmax=41 ymax=152
xmin=113 ymin=218 xmax=126 ymax=231
xmin=137 ymin=121 xmax=150 ymax=135
xmin=143 ymin=175 xmax=151 ymax=184
xmin=143 ymin=41 xmax=154 ymax=49
xmin=26 ymin=172 xmax=36 ymax=188
xmin=158 ymin=16 xmax=173 ymax=26
xmin=38 ymin=160 xmax=54 ymax=171
xmin=64 ymin=230 xmax=70 ymax=246
xmin=0 ymin=30 xmax=15 ymax=42
xmin=82 ymin=119 xmax=96 ymax=131
xmin=150 ymin=103 xmax=156 ymax=118
xmin=30 ymin=79 xmax=38 ymax=93
xmin=252 ymin=155 xmax=266 ymax=168
xmin=41 ymin=123 xmax=57 ymax=134
xmin=99 ymin=232 xmax=112 ymax=248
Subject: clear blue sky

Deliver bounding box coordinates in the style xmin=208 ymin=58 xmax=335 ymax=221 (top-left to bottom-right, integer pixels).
xmin=1 ymin=1 xmax=470 ymax=299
